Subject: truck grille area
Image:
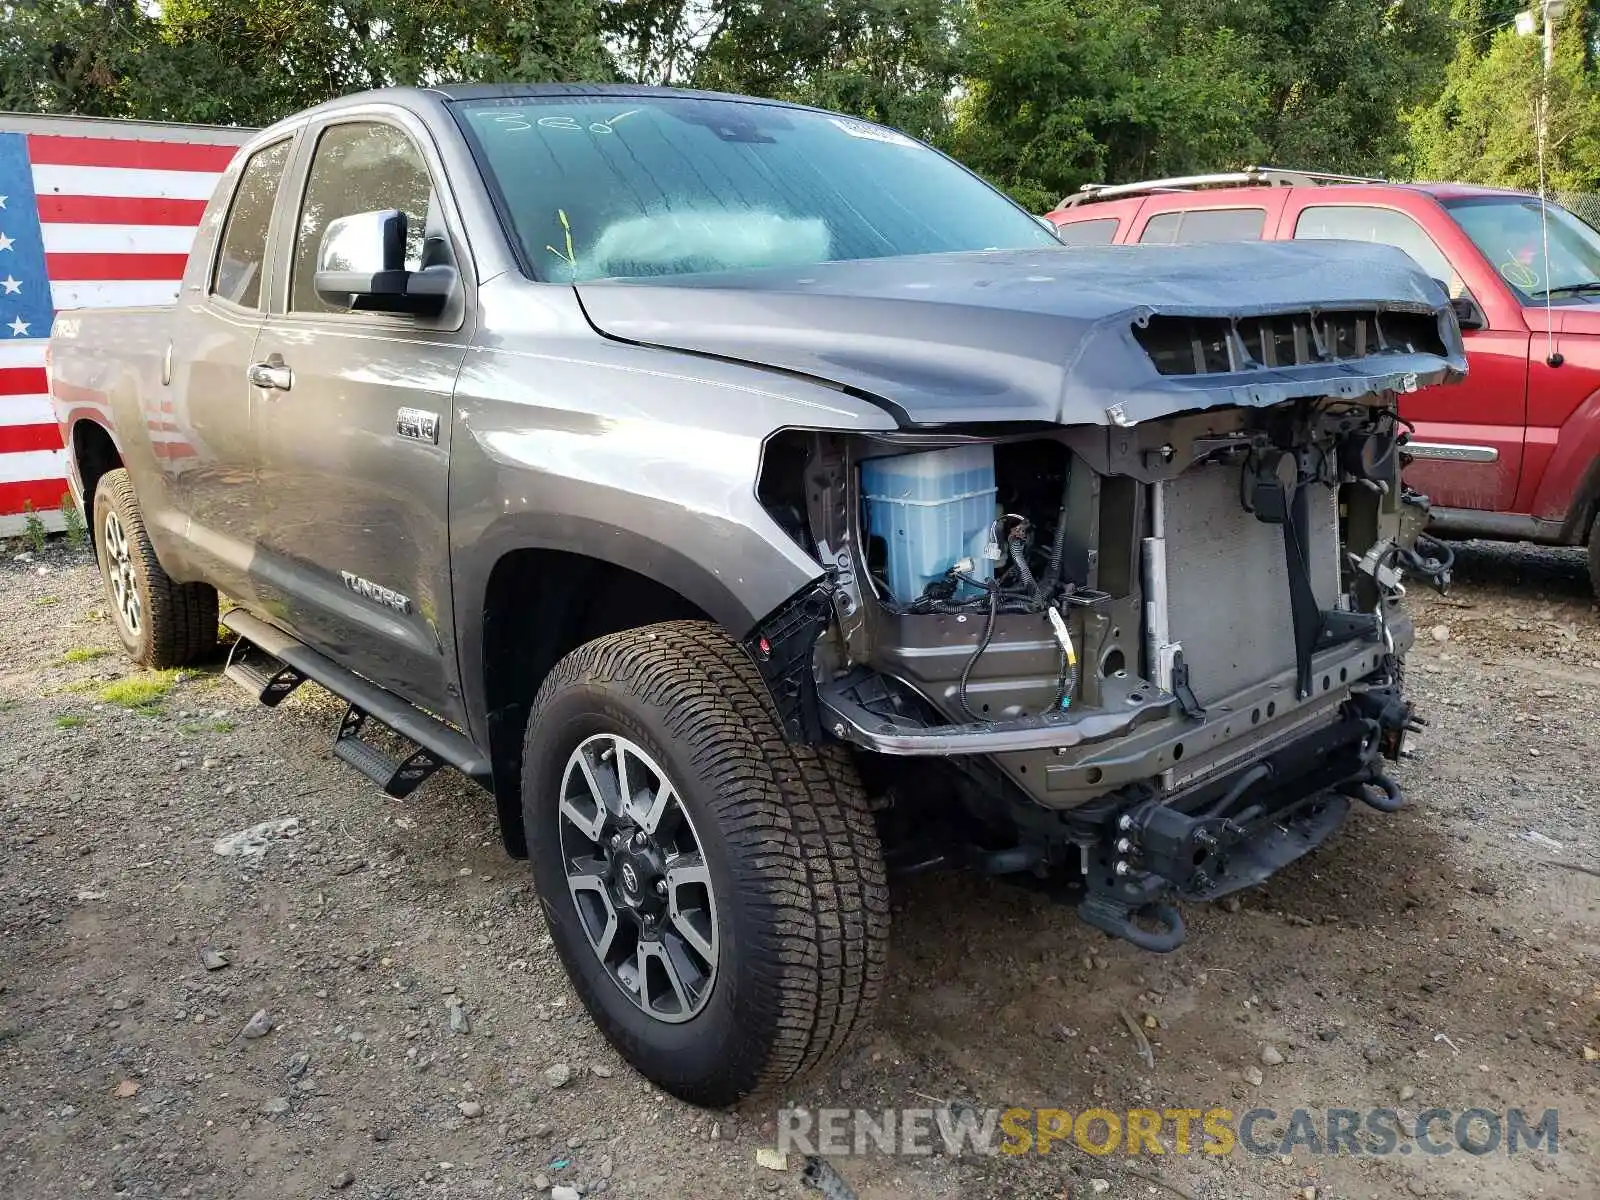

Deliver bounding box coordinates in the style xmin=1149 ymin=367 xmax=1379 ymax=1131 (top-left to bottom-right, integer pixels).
xmin=1162 ymin=463 xmax=1340 ymax=704
xmin=1135 ymin=310 xmax=1446 ymax=376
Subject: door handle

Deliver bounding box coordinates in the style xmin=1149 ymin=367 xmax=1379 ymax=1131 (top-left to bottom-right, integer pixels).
xmin=247 ymin=361 xmax=293 ymax=391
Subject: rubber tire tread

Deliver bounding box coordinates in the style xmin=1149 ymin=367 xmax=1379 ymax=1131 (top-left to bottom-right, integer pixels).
xmin=94 ymin=467 xmax=218 ymax=668
xmin=1589 ymin=515 xmax=1600 ymax=599
xmin=522 ymin=619 xmax=888 ymax=1102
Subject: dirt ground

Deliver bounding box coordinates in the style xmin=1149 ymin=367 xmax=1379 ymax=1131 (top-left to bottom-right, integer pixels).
xmin=0 ymin=538 xmax=1596 ymax=1200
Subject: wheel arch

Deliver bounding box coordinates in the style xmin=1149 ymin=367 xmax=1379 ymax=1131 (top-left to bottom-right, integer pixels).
xmin=69 ymin=418 xmax=124 ymax=545
xmin=467 ymin=537 xmax=742 ymax=858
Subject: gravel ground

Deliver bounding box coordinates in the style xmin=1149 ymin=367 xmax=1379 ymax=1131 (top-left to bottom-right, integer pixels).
xmin=0 ymin=538 xmax=1596 ymax=1200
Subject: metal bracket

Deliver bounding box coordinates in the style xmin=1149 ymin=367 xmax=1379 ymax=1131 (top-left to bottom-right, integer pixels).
xmin=1170 ymin=649 xmax=1207 ymax=721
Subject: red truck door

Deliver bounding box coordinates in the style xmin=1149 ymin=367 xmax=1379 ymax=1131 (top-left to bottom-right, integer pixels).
xmin=1282 ymin=195 xmax=1529 ymax=512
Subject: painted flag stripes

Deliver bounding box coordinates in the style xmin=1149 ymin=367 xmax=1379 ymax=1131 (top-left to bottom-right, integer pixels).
xmin=0 ymin=120 xmax=246 ymax=530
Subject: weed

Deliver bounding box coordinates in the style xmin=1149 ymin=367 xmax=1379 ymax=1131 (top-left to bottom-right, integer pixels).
xmin=62 ymin=647 xmax=109 ymax=664
xmin=35 ymin=596 xmax=59 ymax=606
xmin=99 ymin=671 xmax=178 ymax=709
xmin=60 ymin=492 xmax=87 ymax=550
xmin=54 ymin=715 xmax=86 ymax=729
xmin=21 ymin=502 xmax=47 ymax=554
xmin=210 ymin=720 xmax=235 ymax=734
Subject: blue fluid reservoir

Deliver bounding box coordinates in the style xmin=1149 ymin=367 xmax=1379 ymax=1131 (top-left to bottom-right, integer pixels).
xmin=861 ymin=445 xmax=998 ymax=605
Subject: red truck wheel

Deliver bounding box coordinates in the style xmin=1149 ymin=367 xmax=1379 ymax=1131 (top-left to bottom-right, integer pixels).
xmin=1590 ymin=519 xmax=1600 ymax=599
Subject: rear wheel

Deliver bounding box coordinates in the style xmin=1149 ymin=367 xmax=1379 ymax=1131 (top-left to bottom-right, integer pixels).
xmin=1589 ymin=517 xmax=1600 ymax=598
xmin=522 ymin=620 xmax=888 ymax=1107
xmin=93 ymin=468 xmax=218 ymax=667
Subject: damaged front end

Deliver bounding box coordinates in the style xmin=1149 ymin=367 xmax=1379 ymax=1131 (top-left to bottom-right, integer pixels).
xmin=749 ymin=311 xmax=1458 ymax=952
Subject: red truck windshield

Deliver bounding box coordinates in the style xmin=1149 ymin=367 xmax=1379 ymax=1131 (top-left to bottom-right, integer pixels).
xmin=451 ymin=95 xmax=1058 ymax=283
xmin=1443 ymin=195 xmax=1600 ymax=299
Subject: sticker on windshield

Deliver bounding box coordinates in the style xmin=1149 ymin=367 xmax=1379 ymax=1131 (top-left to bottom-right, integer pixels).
xmin=829 ymin=117 xmax=915 ymax=147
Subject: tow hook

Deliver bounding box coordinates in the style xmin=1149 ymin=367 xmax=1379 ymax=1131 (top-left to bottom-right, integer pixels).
xmin=1349 ymin=682 xmax=1426 ymax=760
xmin=1339 ymin=769 xmax=1406 ymax=813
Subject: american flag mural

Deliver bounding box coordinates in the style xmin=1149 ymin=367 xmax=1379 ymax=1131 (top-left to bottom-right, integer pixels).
xmin=0 ymin=118 xmax=249 ymax=533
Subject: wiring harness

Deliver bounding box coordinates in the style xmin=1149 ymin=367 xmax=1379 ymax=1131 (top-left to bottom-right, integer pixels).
xmin=884 ymin=503 xmax=1079 ymax=722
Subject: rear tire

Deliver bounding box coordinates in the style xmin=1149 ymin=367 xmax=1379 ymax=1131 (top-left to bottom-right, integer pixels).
xmin=522 ymin=620 xmax=888 ymax=1107
xmin=93 ymin=468 xmax=218 ymax=668
xmin=1589 ymin=517 xmax=1600 ymax=598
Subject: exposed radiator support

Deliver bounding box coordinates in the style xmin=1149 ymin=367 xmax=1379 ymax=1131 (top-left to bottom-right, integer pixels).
xmin=1142 ymin=480 xmax=1181 ymax=694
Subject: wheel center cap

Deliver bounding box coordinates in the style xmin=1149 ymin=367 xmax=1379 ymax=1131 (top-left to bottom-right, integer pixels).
xmin=610 ymin=839 xmax=667 ymax=918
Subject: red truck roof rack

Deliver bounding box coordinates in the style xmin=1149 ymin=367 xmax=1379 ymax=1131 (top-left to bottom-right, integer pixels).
xmin=1054 ymin=166 xmax=1385 ymax=209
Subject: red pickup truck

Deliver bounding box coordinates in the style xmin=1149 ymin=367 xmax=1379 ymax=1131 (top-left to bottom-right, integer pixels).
xmin=1047 ymin=169 xmax=1600 ymax=594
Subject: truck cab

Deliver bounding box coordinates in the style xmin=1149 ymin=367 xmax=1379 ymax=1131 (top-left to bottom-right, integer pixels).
xmin=1048 ymin=169 xmax=1600 ymax=591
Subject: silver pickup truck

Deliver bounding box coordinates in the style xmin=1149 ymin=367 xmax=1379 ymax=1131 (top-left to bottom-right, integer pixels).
xmin=50 ymin=84 xmax=1463 ymax=1107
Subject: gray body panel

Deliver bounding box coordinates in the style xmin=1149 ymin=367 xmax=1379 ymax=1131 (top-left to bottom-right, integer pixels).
xmin=575 ymin=242 xmax=1467 ymax=427
xmin=47 ymin=83 xmax=1461 ymax=777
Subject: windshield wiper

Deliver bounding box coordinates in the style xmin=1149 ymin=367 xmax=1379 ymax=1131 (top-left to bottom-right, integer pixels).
xmin=1531 ymin=280 xmax=1600 ymax=298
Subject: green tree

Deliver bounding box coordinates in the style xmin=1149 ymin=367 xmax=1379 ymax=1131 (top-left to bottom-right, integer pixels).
xmin=1408 ymin=0 xmax=1600 ymax=191
xmin=0 ymin=0 xmax=166 ymax=116
xmin=949 ymin=0 xmax=1453 ymax=211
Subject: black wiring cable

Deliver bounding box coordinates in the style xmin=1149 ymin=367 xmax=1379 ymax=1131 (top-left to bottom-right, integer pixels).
xmin=957 ymin=581 xmax=1000 ymax=722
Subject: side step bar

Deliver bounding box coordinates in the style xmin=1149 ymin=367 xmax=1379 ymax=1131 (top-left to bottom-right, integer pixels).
xmin=221 ymin=609 xmax=493 ymax=799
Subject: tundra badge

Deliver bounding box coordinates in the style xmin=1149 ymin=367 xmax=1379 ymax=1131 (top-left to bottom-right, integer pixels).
xmin=396 ymin=407 xmax=440 ymax=444
xmin=340 ymin=571 xmax=412 ymax=614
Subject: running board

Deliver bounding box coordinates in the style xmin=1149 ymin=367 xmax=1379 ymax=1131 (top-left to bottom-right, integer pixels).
xmin=223 ymin=637 xmax=307 ymax=706
xmin=221 ymin=609 xmax=493 ymax=798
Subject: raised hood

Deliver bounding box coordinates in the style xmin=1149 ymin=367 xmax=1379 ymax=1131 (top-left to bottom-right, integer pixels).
xmin=575 ymin=241 xmax=1468 ymax=427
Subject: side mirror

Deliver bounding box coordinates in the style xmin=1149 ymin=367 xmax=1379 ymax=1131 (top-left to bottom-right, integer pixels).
xmin=1450 ymin=294 xmax=1487 ymax=332
xmin=314 ymin=209 xmax=453 ymax=316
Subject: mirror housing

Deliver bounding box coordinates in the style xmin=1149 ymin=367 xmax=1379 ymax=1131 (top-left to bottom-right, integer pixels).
xmin=1450 ymin=293 xmax=1487 ymax=331
xmin=314 ymin=209 xmax=453 ymax=316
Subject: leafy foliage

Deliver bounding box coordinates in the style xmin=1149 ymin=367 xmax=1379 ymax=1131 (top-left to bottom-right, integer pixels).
xmin=3 ymin=0 xmax=1590 ymax=210
xmin=1408 ymin=0 xmax=1600 ymax=191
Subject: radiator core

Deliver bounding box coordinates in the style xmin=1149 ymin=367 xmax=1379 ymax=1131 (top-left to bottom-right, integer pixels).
xmin=1161 ymin=463 xmax=1340 ymax=704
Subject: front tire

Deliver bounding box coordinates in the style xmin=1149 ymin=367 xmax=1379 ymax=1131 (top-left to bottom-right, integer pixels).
xmin=522 ymin=620 xmax=888 ymax=1107
xmin=93 ymin=468 xmax=218 ymax=668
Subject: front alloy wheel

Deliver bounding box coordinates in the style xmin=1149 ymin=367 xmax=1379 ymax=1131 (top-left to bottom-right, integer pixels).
xmin=523 ymin=620 xmax=889 ymax=1107
xmin=559 ymin=734 xmax=717 ymax=1022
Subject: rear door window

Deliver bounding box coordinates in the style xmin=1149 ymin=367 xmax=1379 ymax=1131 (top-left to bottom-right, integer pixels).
xmin=1055 ymin=218 xmax=1119 ymax=246
xmin=1294 ymin=205 xmax=1458 ymax=291
xmin=1139 ymin=207 xmax=1265 ymax=244
xmin=211 ymin=139 xmax=291 ymax=310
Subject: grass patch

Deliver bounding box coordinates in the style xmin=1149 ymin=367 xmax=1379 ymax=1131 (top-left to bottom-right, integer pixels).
xmin=54 ymin=715 xmax=86 ymax=729
xmin=62 ymin=647 xmax=109 ymax=664
xmin=36 ymin=596 xmax=60 ymax=607
xmin=210 ymin=720 xmax=235 ymax=734
xmin=99 ymin=671 xmax=178 ymax=709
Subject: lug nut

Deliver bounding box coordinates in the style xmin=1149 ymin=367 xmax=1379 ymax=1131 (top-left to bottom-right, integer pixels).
xmin=655 ymin=879 xmax=668 ymax=897
xmin=1114 ymin=861 xmax=1131 ymax=876
xmin=1118 ymin=814 xmax=1135 ymax=831
xmin=1115 ymin=837 xmax=1134 ymax=854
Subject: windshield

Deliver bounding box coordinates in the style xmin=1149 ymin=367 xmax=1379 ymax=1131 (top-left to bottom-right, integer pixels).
xmin=1444 ymin=195 xmax=1600 ymax=299
xmin=451 ymin=95 xmax=1059 ymax=283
